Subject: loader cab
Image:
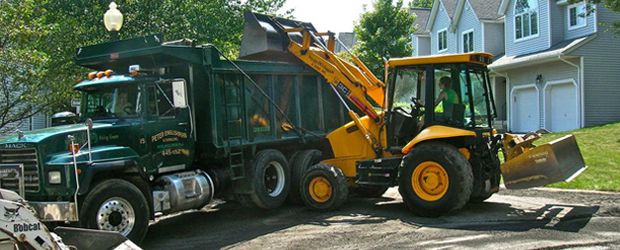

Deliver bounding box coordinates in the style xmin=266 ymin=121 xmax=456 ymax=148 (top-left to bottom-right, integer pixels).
xmin=386 ymin=53 xmax=495 ymax=146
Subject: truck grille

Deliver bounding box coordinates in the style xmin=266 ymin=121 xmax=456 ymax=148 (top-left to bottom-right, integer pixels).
xmin=0 ymin=148 xmax=40 ymax=192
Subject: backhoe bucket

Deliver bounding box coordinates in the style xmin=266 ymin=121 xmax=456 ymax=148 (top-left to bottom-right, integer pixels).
xmin=501 ymin=134 xmax=586 ymax=189
xmin=54 ymin=227 xmax=141 ymax=250
xmin=239 ymin=12 xmax=316 ymax=63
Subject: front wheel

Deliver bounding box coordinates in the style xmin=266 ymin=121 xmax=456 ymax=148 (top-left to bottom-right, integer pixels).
xmin=398 ymin=142 xmax=473 ymax=217
xmin=80 ymin=178 xmax=149 ymax=243
xmin=300 ymin=163 xmax=348 ymax=211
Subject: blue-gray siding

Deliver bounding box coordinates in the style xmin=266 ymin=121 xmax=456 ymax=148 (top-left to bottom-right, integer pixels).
xmin=456 ymin=0 xmax=482 ymax=53
xmin=431 ymin=1 xmax=457 ymax=54
xmin=417 ymin=36 xmax=431 ymax=56
xmin=505 ymin=0 xmax=551 ymax=56
xmin=483 ymin=22 xmax=505 ymax=56
xmin=564 ymin=2 xmax=597 ymax=40
xmin=549 ymin=0 xmax=565 ymax=45
xmin=569 ymin=7 xmax=620 ymax=126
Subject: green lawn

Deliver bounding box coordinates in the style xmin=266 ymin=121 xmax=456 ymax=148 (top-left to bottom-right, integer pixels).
xmin=532 ymin=122 xmax=620 ymax=191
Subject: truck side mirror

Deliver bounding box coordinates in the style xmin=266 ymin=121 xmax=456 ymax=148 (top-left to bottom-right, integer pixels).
xmin=171 ymin=80 xmax=188 ymax=108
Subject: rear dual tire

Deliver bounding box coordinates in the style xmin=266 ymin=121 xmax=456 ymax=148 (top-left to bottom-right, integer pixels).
xmin=238 ymin=149 xmax=291 ymax=209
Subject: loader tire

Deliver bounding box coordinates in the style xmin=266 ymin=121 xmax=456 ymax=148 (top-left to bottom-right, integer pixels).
xmin=399 ymin=142 xmax=473 ymax=217
xmin=470 ymin=168 xmax=500 ymax=203
xmin=80 ymin=179 xmax=149 ymax=243
xmin=248 ymin=149 xmax=291 ymax=209
xmin=354 ymin=186 xmax=389 ymax=198
xmin=300 ymin=163 xmax=348 ymax=211
xmin=287 ymin=149 xmax=323 ymax=204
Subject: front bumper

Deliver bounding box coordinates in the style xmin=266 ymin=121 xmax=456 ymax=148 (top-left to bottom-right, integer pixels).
xmin=30 ymin=201 xmax=78 ymax=222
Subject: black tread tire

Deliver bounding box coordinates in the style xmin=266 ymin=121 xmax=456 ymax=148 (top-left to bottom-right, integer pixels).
xmin=248 ymin=149 xmax=291 ymax=209
xmin=287 ymin=149 xmax=323 ymax=204
xmin=80 ymin=178 xmax=149 ymax=243
xmin=398 ymin=142 xmax=473 ymax=217
xmin=470 ymin=169 xmax=500 ymax=203
xmin=300 ymin=163 xmax=348 ymax=211
xmin=354 ymin=186 xmax=389 ymax=198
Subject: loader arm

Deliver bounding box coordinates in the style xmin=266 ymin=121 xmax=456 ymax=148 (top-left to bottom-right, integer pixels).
xmin=241 ymin=12 xmax=387 ymax=152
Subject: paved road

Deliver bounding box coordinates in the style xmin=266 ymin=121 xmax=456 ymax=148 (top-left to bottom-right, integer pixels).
xmin=142 ymin=188 xmax=620 ymax=249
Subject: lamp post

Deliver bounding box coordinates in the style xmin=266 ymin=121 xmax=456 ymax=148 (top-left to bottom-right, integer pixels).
xmin=104 ymin=2 xmax=123 ymax=41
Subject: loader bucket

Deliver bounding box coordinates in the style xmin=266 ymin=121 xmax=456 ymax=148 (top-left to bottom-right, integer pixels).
xmin=501 ymin=134 xmax=587 ymax=189
xmin=54 ymin=227 xmax=141 ymax=250
xmin=239 ymin=12 xmax=318 ymax=63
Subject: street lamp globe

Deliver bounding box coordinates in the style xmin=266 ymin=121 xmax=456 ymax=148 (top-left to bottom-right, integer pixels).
xmin=104 ymin=2 xmax=123 ymax=32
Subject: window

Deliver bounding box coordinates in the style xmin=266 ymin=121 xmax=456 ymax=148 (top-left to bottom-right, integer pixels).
xmin=83 ymin=84 xmax=140 ymax=120
xmin=514 ymin=0 xmax=539 ymax=40
xmin=438 ymin=29 xmax=448 ymax=52
xmin=568 ymin=1 xmax=587 ymax=29
xmin=462 ymin=30 xmax=474 ymax=53
xmin=148 ymin=82 xmax=176 ymax=118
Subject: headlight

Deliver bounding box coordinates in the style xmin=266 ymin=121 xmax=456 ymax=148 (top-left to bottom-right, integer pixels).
xmin=48 ymin=171 xmax=62 ymax=184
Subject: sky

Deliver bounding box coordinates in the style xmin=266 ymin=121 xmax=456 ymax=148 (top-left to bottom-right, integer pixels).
xmin=280 ymin=0 xmax=412 ymax=34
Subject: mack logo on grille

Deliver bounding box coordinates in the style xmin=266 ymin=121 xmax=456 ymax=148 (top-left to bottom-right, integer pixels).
xmin=3 ymin=143 xmax=27 ymax=149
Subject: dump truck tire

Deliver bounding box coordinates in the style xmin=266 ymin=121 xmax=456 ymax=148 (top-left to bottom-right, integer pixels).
xmin=248 ymin=149 xmax=291 ymax=209
xmin=399 ymin=142 xmax=473 ymax=217
xmin=288 ymin=149 xmax=323 ymax=204
xmin=354 ymin=186 xmax=389 ymax=198
xmin=79 ymin=179 xmax=149 ymax=243
xmin=300 ymin=163 xmax=348 ymax=211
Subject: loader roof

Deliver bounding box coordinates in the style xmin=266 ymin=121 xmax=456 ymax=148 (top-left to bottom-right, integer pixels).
xmin=387 ymin=52 xmax=493 ymax=67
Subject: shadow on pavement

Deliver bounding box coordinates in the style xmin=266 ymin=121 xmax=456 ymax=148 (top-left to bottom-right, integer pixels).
xmin=141 ymin=195 xmax=599 ymax=249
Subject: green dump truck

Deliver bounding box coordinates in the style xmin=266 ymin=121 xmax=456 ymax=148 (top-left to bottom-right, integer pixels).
xmin=0 ymin=34 xmax=347 ymax=242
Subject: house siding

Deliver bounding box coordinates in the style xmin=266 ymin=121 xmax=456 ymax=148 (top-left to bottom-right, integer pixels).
xmin=564 ymin=2 xmax=597 ymax=40
xmin=412 ymin=34 xmax=418 ymax=56
xmin=417 ymin=36 xmax=431 ymax=56
xmin=431 ymin=1 xmax=457 ymax=54
xmin=549 ymin=0 xmax=565 ymax=45
xmin=569 ymin=7 xmax=620 ymax=126
xmin=456 ymin=0 xmax=482 ymax=53
xmin=506 ymin=59 xmax=579 ymax=130
xmin=483 ymin=22 xmax=505 ymax=56
xmin=505 ymin=0 xmax=551 ymax=56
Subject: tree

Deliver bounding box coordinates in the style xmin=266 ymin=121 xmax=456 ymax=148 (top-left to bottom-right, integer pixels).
xmin=353 ymin=0 xmax=416 ymax=76
xmin=0 ymin=0 xmax=290 ymax=133
xmin=409 ymin=0 xmax=433 ymax=9
xmin=576 ymin=0 xmax=620 ymax=32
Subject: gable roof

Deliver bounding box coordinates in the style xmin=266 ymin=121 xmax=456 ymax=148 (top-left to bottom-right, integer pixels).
xmin=452 ymin=0 xmax=503 ymax=30
xmin=426 ymin=0 xmax=456 ymax=32
xmin=442 ymin=0 xmax=459 ymax=19
xmin=469 ymin=0 xmax=502 ymax=20
xmin=411 ymin=8 xmax=431 ymax=34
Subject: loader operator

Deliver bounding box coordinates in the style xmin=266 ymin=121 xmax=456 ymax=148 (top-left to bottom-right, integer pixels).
xmin=434 ymin=76 xmax=461 ymax=121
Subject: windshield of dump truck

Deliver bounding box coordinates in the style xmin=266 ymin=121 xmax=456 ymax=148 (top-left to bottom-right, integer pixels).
xmin=82 ymin=84 xmax=141 ymax=120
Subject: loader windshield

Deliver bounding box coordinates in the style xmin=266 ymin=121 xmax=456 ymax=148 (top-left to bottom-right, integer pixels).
xmin=431 ymin=64 xmax=492 ymax=128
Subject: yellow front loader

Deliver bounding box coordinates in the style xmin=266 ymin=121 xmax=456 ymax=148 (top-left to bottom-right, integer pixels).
xmin=240 ymin=12 xmax=586 ymax=216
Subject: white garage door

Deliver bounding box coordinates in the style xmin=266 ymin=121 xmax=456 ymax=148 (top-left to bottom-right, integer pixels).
xmin=547 ymin=82 xmax=577 ymax=132
xmin=512 ymin=86 xmax=539 ymax=133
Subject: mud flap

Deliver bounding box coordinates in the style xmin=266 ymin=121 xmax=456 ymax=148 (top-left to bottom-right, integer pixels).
xmin=54 ymin=227 xmax=141 ymax=250
xmin=500 ymin=135 xmax=587 ymax=189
